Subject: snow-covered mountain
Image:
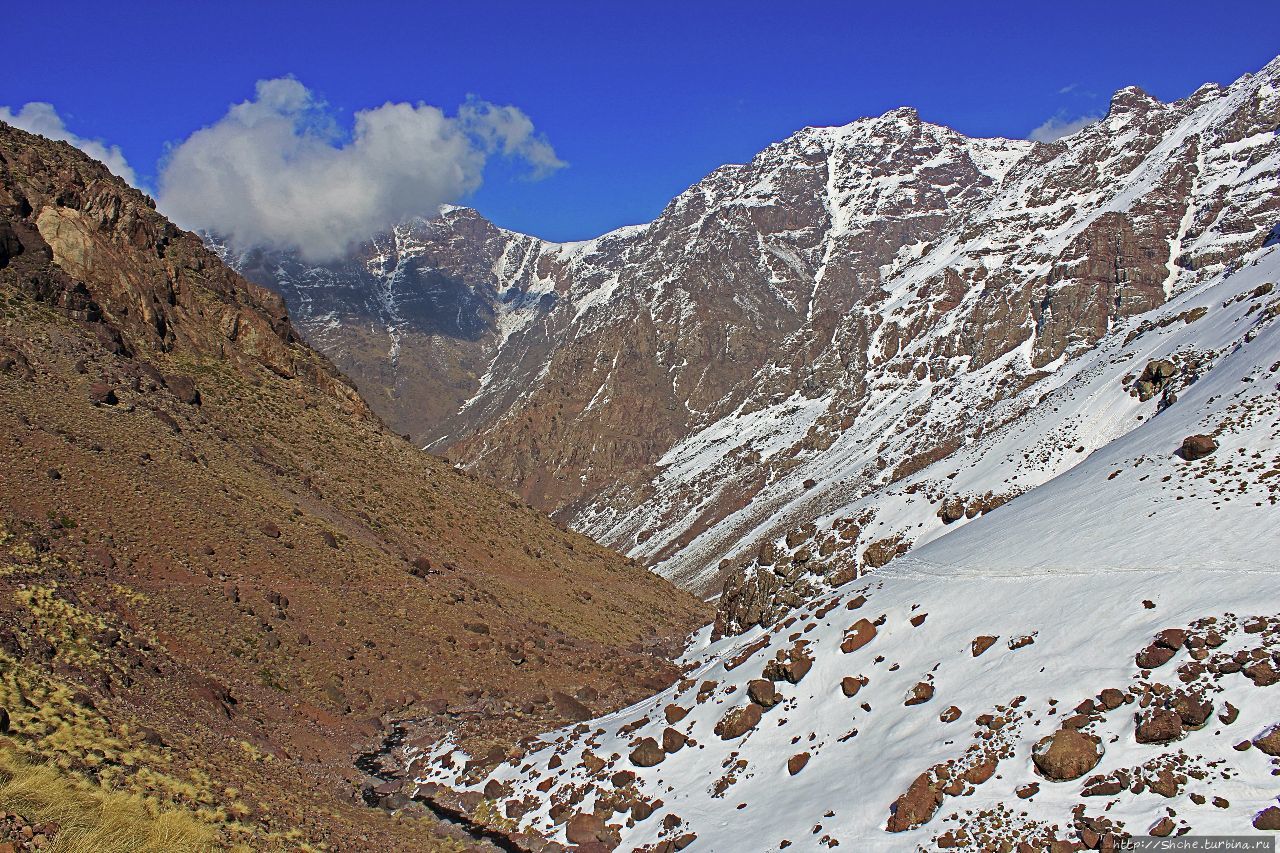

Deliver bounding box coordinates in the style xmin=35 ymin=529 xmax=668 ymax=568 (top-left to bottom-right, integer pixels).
xmin=409 ymin=243 xmax=1280 ymax=850
xmin=222 ymin=55 xmax=1280 ymax=617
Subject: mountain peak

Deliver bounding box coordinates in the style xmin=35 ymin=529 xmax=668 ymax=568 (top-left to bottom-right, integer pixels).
xmin=1107 ymin=84 xmax=1162 ymax=116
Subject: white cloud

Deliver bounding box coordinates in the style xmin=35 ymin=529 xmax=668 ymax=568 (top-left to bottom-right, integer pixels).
xmin=0 ymin=102 xmax=137 ymax=185
xmin=1029 ymin=111 xmax=1102 ymax=143
xmin=157 ymin=77 xmax=565 ymax=262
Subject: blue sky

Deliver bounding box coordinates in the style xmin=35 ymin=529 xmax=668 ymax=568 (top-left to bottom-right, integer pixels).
xmin=6 ymin=1 xmax=1278 ymax=243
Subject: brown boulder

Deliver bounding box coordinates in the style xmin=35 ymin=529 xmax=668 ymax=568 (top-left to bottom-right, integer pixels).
xmin=841 ymin=675 xmax=867 ymax=698
xmin=714 ymin=704 xmax=762 ymax=740
xmin=164 ymin=374 xmax=201 ymax=405
xmin=787 ymin=752 xmax=810 ymax=775
xmin=1254 ymin=725 xmax=1280 ymax=756
xmin=971 ymin=635 xmax=998 ymax=657
xmin=661 ymin=727 xmax=687 ymax=754
xmin=747 ymin=679 xmax=780 ymax=708
xmin=886 ymin=772 xmax=943 ymax=832
xmin=1135 ymin=643 xmax=1175 ymax=669
xmin=629 ymin=737 xmax=664 ymax=767
xmin=1255 ymin=807 xmax=1280 ymax=831
xmin=551 ymin=691 xmax=592 ymax=721
xmin=964 ymin=757 xmax=997 ymax=785
xmin=1245 ymin=661 xmax=1279 ymax=687
xmin=1177 ymin=434 xmax=1217 ymax=460
xmin=1032 ymin=728 xmax=1102 ymax=781
xmin=905 ymin=681 xmax=934 ymax=706
xmin=88 ymin=381 xmax=117 ymax=406
xmin=939 ymin=706 xmax=961 ymax=723
xmin=565 ymin=812 xmax=609 ymax=845
xmin=1171 ymin=693 xmax=1212 ymax=729
xmin=1098 ymin=688 xmax=1126 ymax=711
xmin=664 ymin=704 xmax=690 ymax=724
xmin=841 ymin=619 xmax=876 ymax=654
xmin=1135 ymin=708 xmax=1184 ymax=744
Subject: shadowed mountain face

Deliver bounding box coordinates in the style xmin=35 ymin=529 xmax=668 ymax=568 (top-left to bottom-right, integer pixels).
xmin=0 ymin=121 xmax=709 ymax=849
xmin=228 ymin=58 xmax=1280 ymax=605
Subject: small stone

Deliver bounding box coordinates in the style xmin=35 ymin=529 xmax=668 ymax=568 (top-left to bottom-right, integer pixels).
xmin=971 ymin=636 xmax=998 ymax=657
xmin=787 ymin=752 xmax=810 ymax=775
xmin=904 ymin=681 xmax=934 ymax=706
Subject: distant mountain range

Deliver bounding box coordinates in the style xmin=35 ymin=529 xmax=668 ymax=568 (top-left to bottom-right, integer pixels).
xmin=222 ymin=57 xmax=1280 ymax=628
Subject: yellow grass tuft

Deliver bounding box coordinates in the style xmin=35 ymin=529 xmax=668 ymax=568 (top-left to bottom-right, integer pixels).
xmin=0 ymin=749 xmax=218 ymax=852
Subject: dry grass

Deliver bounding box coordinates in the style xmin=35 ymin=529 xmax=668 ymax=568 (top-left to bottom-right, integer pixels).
xmin=0 ymin=749 xmax=218 ymax=852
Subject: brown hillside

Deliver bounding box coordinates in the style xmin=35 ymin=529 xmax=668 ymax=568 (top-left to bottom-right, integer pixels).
xmin=0 ymin=122 xmax=709 ymax=850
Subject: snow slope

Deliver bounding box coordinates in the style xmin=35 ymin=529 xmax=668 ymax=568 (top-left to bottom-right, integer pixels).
xmin=412 ymin=246 xmax=1280 ymax=850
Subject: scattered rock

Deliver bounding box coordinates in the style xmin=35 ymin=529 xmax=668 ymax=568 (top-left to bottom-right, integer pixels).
xmin=88 ymin=381 xmax=117 ymax=406
xmin=1177 ymin=434 xmax=1217 ymax=460
xmin=747 ymin=679 xmax=780 ymax=708
xmin=629 ymin=737 xmax=665 ymax=768
xmin=939 ymin=706 xmax=961 ymax=723
xmin=886 ymin=772 xmax=943 ymax=832
xmin=1032 ymin=728 xmax=1103 ymax=781
xmin=971 ymin=635 xmax=998 ymax=657
xmin=164 ymin=374 xmax=201 ymax=405
xmin=841 ymin=676 xmax=867 ymax=698
xmin=904 ymin=681 xmax=934 ymax=706
xmin=841 ymin=619 xmax=877 ymax=654
xmin=1253 ymin=726 xmax=1280 ymax=756
xmin=1255 ymin=807 xmax=1280 ymax=831
xmin=787 ymin=752 xmax=810 ymax=775
xmin=714 ymin=704 xmax=762 ymax=740
xmin=1135 ymin=708 xmax=1184 ymax=744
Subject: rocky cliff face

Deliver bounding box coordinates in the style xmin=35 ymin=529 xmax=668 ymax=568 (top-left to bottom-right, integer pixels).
xmin=227 ymin=57 xmax=1280 ymax=610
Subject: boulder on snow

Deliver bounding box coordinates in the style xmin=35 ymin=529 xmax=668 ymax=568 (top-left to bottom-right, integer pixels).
xmin=904 ymin=681 xmax=934 ymax=706
xmin=841 ymin=619 xmax=877 ymax=653
xmin=886 ymin=772 xmax=943 ymax=832
xmin=714 ymin=703 xmax=762 ymax=740
xmin=787 ymin=752 xmax=810 ymax=775
xmin=629 ymin=737 xmax=665 ymax=767
xmin=1177 ymin=434 xmax=1217 ymax=460
xmin=565 ymin=812 xmax=610 ymax=845
xmin=1032 ymin=728 xmax=1103 ymax=781
xmin=1253 ymin=725 xmax=1280 ymax=756
xmin=1255 ymin=806 xmax=1280 ymax=831
xmin=971 ymin=635 xmax=998 ymax=657
xmin=1135 ymin=708 xmax=1184 ymax=744
xmin=747 ymin=678 xmax=780 ymax=708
